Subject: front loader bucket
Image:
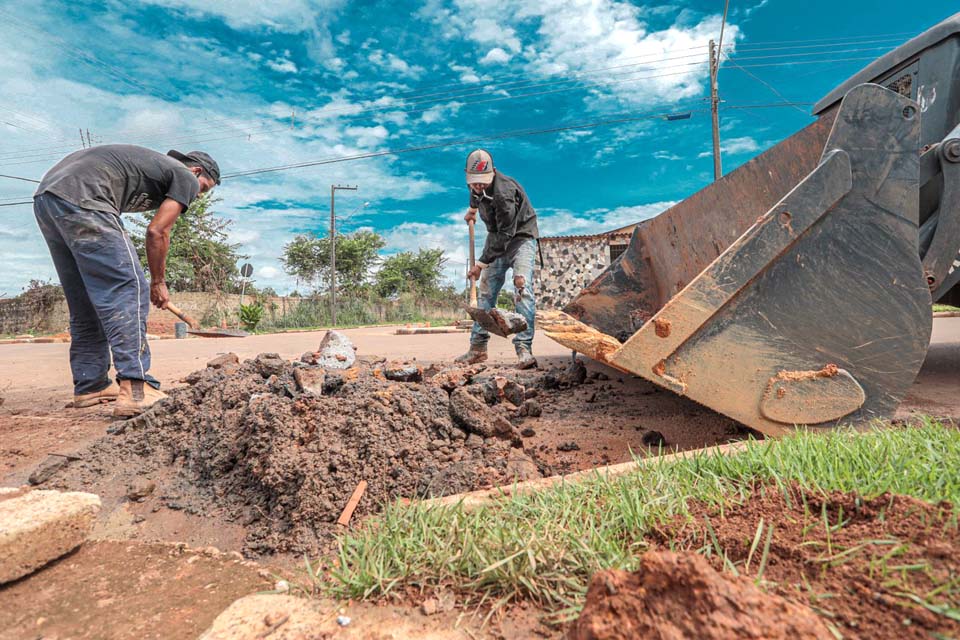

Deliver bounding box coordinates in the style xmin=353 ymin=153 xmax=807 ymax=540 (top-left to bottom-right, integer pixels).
xmin=545 ymin=84 xmax=932 ymax=435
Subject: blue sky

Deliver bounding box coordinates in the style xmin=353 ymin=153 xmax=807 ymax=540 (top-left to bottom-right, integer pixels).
xmin=0 ymin=0 xmax=956 ymax=295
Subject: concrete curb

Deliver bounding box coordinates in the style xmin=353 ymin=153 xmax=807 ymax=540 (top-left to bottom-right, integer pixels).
xmin=0 ymin=488 xmax=101 ymax=584
xmin=415 ymin=441 xmax=750 ymax=511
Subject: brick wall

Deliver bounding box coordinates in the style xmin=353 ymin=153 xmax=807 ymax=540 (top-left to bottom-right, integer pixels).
xmin=535 ymin=233 xmax=632 ymax=310
xmin=0 ymin=291 xmax=464 ymax=336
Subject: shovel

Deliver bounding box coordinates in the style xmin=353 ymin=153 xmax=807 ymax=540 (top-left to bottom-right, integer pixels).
xmin=464 ymin=217 xmax=528 ymax=339
xmin=166 ymin=301 xmax=249 ymax=338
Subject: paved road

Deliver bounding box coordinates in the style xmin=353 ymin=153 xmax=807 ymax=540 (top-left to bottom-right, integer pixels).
xmin=1 ymin=318 xmax=957 ymax=415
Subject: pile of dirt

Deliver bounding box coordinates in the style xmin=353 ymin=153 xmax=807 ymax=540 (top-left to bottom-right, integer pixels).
xmin=569 ymin=550 xmax=831 ymax=639
xmin=40 ymin=342 xmax=586 ymax=555
xmin=651 ymin=485 xmax=960 ymax=640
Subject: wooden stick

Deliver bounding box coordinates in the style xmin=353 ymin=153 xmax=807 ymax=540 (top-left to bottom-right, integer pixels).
xmin=468 ymin=219 xmax=478 ymax=307
xmin=337 ymin=480 xmax=368 ymax=526
xmin=165 ymin=302 xmax=200 ymax=330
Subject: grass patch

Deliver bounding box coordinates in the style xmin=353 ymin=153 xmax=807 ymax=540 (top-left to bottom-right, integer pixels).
xmin=320 ymin=420 xmax=960 ymax=613
xmin=934 ymin=304 xmax=960 ymax=313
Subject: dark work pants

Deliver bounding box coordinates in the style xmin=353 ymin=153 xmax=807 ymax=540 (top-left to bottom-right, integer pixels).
xmin=33 ymin=192 xmax=159 ymax=395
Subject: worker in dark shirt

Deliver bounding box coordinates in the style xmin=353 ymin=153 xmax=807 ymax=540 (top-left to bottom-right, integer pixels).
xmin=456 ymin=149 xmax=540 ymax=369
xmin=33 ymin=145 xmax=220 ymax=417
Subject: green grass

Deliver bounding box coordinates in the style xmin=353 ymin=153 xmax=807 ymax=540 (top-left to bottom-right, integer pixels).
xmin=933 ymin=304 xmax=960 ymax=313
xmin=319 ymin=420 xmax=960 ymax=615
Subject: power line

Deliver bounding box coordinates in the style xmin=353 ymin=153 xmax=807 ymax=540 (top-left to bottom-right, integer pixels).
xmin=0 ymin=201 xmax=34 ymax=207
xmin=0 ymin=173 xmax=40 ymax=183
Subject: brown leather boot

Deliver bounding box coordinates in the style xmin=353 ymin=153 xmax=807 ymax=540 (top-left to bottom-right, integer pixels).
xmin=454 ymin=345 xmax=488 ymax=365
xmin=73 ymin=384 xmax=119 ymax=408
xmin=113 ymin=379 xmax=168 ymax=418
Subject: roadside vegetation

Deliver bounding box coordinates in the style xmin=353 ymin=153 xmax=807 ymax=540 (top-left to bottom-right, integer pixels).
xmin=321 ymin=421 xmax=960 ymax=621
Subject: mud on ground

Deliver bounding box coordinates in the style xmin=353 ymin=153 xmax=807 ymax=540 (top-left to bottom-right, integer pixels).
xmin=39 ymin=352 xmax=655 ymax=556
xmin=632 ymin=485 xmax=960 ymax=640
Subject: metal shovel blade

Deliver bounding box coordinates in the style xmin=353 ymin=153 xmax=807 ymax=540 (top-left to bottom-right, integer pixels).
xmin=187 ymin=328 xmax=249 ymax=338
xmin=465 ymin=306 xmax=527 ymax=338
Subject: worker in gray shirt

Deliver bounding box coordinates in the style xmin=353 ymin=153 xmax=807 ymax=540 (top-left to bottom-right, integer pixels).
xmin=34 ymin=145 xmax=220 ymax=416
xmin=457 ymin=149 xmax=540 ymax=369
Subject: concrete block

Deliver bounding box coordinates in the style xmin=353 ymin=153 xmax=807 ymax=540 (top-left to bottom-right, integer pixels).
xmin=198 ymin=594 xmax=327 ymax=640
xmin=0 ymin=490 xmax=101 ymax=584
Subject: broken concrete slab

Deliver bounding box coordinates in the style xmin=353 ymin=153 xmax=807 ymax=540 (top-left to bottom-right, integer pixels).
xmin=448 ymin=387 xmax=514 ymax=438
xmin=313 ymin=330 xmax=356 ymax=369
xmin=0 ymin=489 xmax=101 ymax=584
xmin=198 ymin=594 xmax=327 ymax=640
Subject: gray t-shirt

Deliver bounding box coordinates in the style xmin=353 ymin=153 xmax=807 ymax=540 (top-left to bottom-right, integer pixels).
xmin=35 ymin=144 xmax=200 ymax=214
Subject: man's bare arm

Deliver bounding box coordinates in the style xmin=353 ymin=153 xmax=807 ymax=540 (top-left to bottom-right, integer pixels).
xmin=145 ymin=197 xmax=184 ymax=308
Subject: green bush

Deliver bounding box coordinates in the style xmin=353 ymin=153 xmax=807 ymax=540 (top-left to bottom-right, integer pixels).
xmin=239 ymin=302 xmax=264 ymax=331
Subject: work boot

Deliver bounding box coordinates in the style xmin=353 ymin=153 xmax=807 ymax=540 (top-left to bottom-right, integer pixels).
xmin=454 ymin=345 xmax=488 ymax=365
xmin=73 ymin=384 xmax=119 ymax=408
xmin=516 ymin=346 xmax=538 ymax=370
xmin=113 ymin=379 xmax=168 ymax=418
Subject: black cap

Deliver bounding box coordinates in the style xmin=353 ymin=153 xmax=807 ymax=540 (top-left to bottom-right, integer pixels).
xmin=167 ymin=149 xmax=221 ymax=185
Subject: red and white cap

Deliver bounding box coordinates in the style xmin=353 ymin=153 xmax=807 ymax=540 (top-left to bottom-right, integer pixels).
xmin=465 ymin=148 xmax=494 ymax=185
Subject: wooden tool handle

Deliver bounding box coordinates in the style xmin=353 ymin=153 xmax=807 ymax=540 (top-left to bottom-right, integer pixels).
xmin=165 ymin=302 xmax=200 ymax=330
xmin=468 ymin=219 xmax=478 ymax=307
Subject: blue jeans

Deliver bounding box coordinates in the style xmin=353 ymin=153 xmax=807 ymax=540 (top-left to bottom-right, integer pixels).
xmin=34 ymin=192 xmax=159 ymax=395
xmin=470 ymin=238 xmax=537 ymax=351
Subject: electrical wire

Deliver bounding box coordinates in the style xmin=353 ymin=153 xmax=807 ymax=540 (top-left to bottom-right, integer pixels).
xmin=0 ymin=174 xmax=40 ymax=183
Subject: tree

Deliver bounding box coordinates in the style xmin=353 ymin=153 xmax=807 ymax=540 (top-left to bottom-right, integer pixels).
xmin=130 ymin=193 xmax=246 ymax=292
xmin=375 ymin=249 xmax=447 ymax=298
xmin=281 ymin=230 xmax=385 ymax=294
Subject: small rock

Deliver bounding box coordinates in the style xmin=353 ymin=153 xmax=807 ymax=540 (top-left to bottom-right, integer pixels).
xmin=253 ymin=353 xmax=286 ymax=378
xmin=585 ymin=391 xmax=597 ymax=403
xmin=521 ymin=399 xmax=542 ymax=417
xmin=337 ymin=615 xmax=351 ymax=627
xmin=520 ymin=427 xmax=536 ymax=437
xmin=274 ymin=579 xmax=290 ymax=593
xmin=293 ymin=368 xmax=325 ymax=396
xmin=642 ymin=430 xmax=667 ymax=448
xmin=505 ymin=455 xmax=541 ymax=481
xmin=449 ymin=387 xmax=514 ymax=437
xmin=28 ymin=456 xmax=69 ymax=486
xmin=420 ymin=598 xmax=439 ymax=616
xmin=383 ymin=362 xmax=423 ymax=383
xmin=125 ymin=479 xmax=156 ymax=501
xmin=198 ymin=594 xmax=328 ymax=639
xmin=206 ymin=352 xmax=239 ymax=369
xmin=561 ymin=359 xmax=588 ymax=387
xmin=557 ymin=441 xmax=580 ymax=452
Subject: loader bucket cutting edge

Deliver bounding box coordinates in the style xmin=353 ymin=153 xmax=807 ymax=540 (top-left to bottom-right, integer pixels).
xmin=545 ymin=84 xmax=934 ymax=436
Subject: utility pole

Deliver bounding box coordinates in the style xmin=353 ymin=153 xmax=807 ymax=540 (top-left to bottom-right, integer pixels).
xmin=329 ymin=184 xmax=357 ymax=326
xmin=709 ymin=39 xmax=722 ymax=181
xmin=79 ymin=128 xmax=86 ymax=149
xmin=86 ymin=129 xmax=92 ymax=148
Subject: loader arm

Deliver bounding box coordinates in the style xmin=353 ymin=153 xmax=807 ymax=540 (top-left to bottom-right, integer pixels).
xmin=545 ymin=12 xmax=960 ymax=435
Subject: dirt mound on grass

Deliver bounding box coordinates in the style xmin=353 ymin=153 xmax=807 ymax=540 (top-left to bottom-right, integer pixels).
xmin=569 ymin=550 xmax=830 ymax=639
xmin=42 ymin=351 xmax=555 ymax=556
xmin=652 ymin=485 xmax=960 ymax=640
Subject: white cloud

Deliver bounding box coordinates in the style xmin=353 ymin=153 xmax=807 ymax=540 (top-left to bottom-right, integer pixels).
xmin=450 ymin=63 xmax=481 ymax=83
xmin=367 ymin=50 xmax=425 ymax=79
xmin=258 ymin=265 xmax=281 ymax=278
xmin=653 ymin=150 xmax=682 ymax=160
xmin=428 ymin=0 xmax=740 ymax=109
xmin=479 ymin=47 xmax=511 ymax=65
xmin=697 ymin=136 xmax=760 ymax=158
xmin=266 ymin=58 xmax=299 ymax=73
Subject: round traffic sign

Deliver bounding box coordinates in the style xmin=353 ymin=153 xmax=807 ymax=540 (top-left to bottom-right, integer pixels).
xmin=240 ymin=263 xmax=253 ymax=278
